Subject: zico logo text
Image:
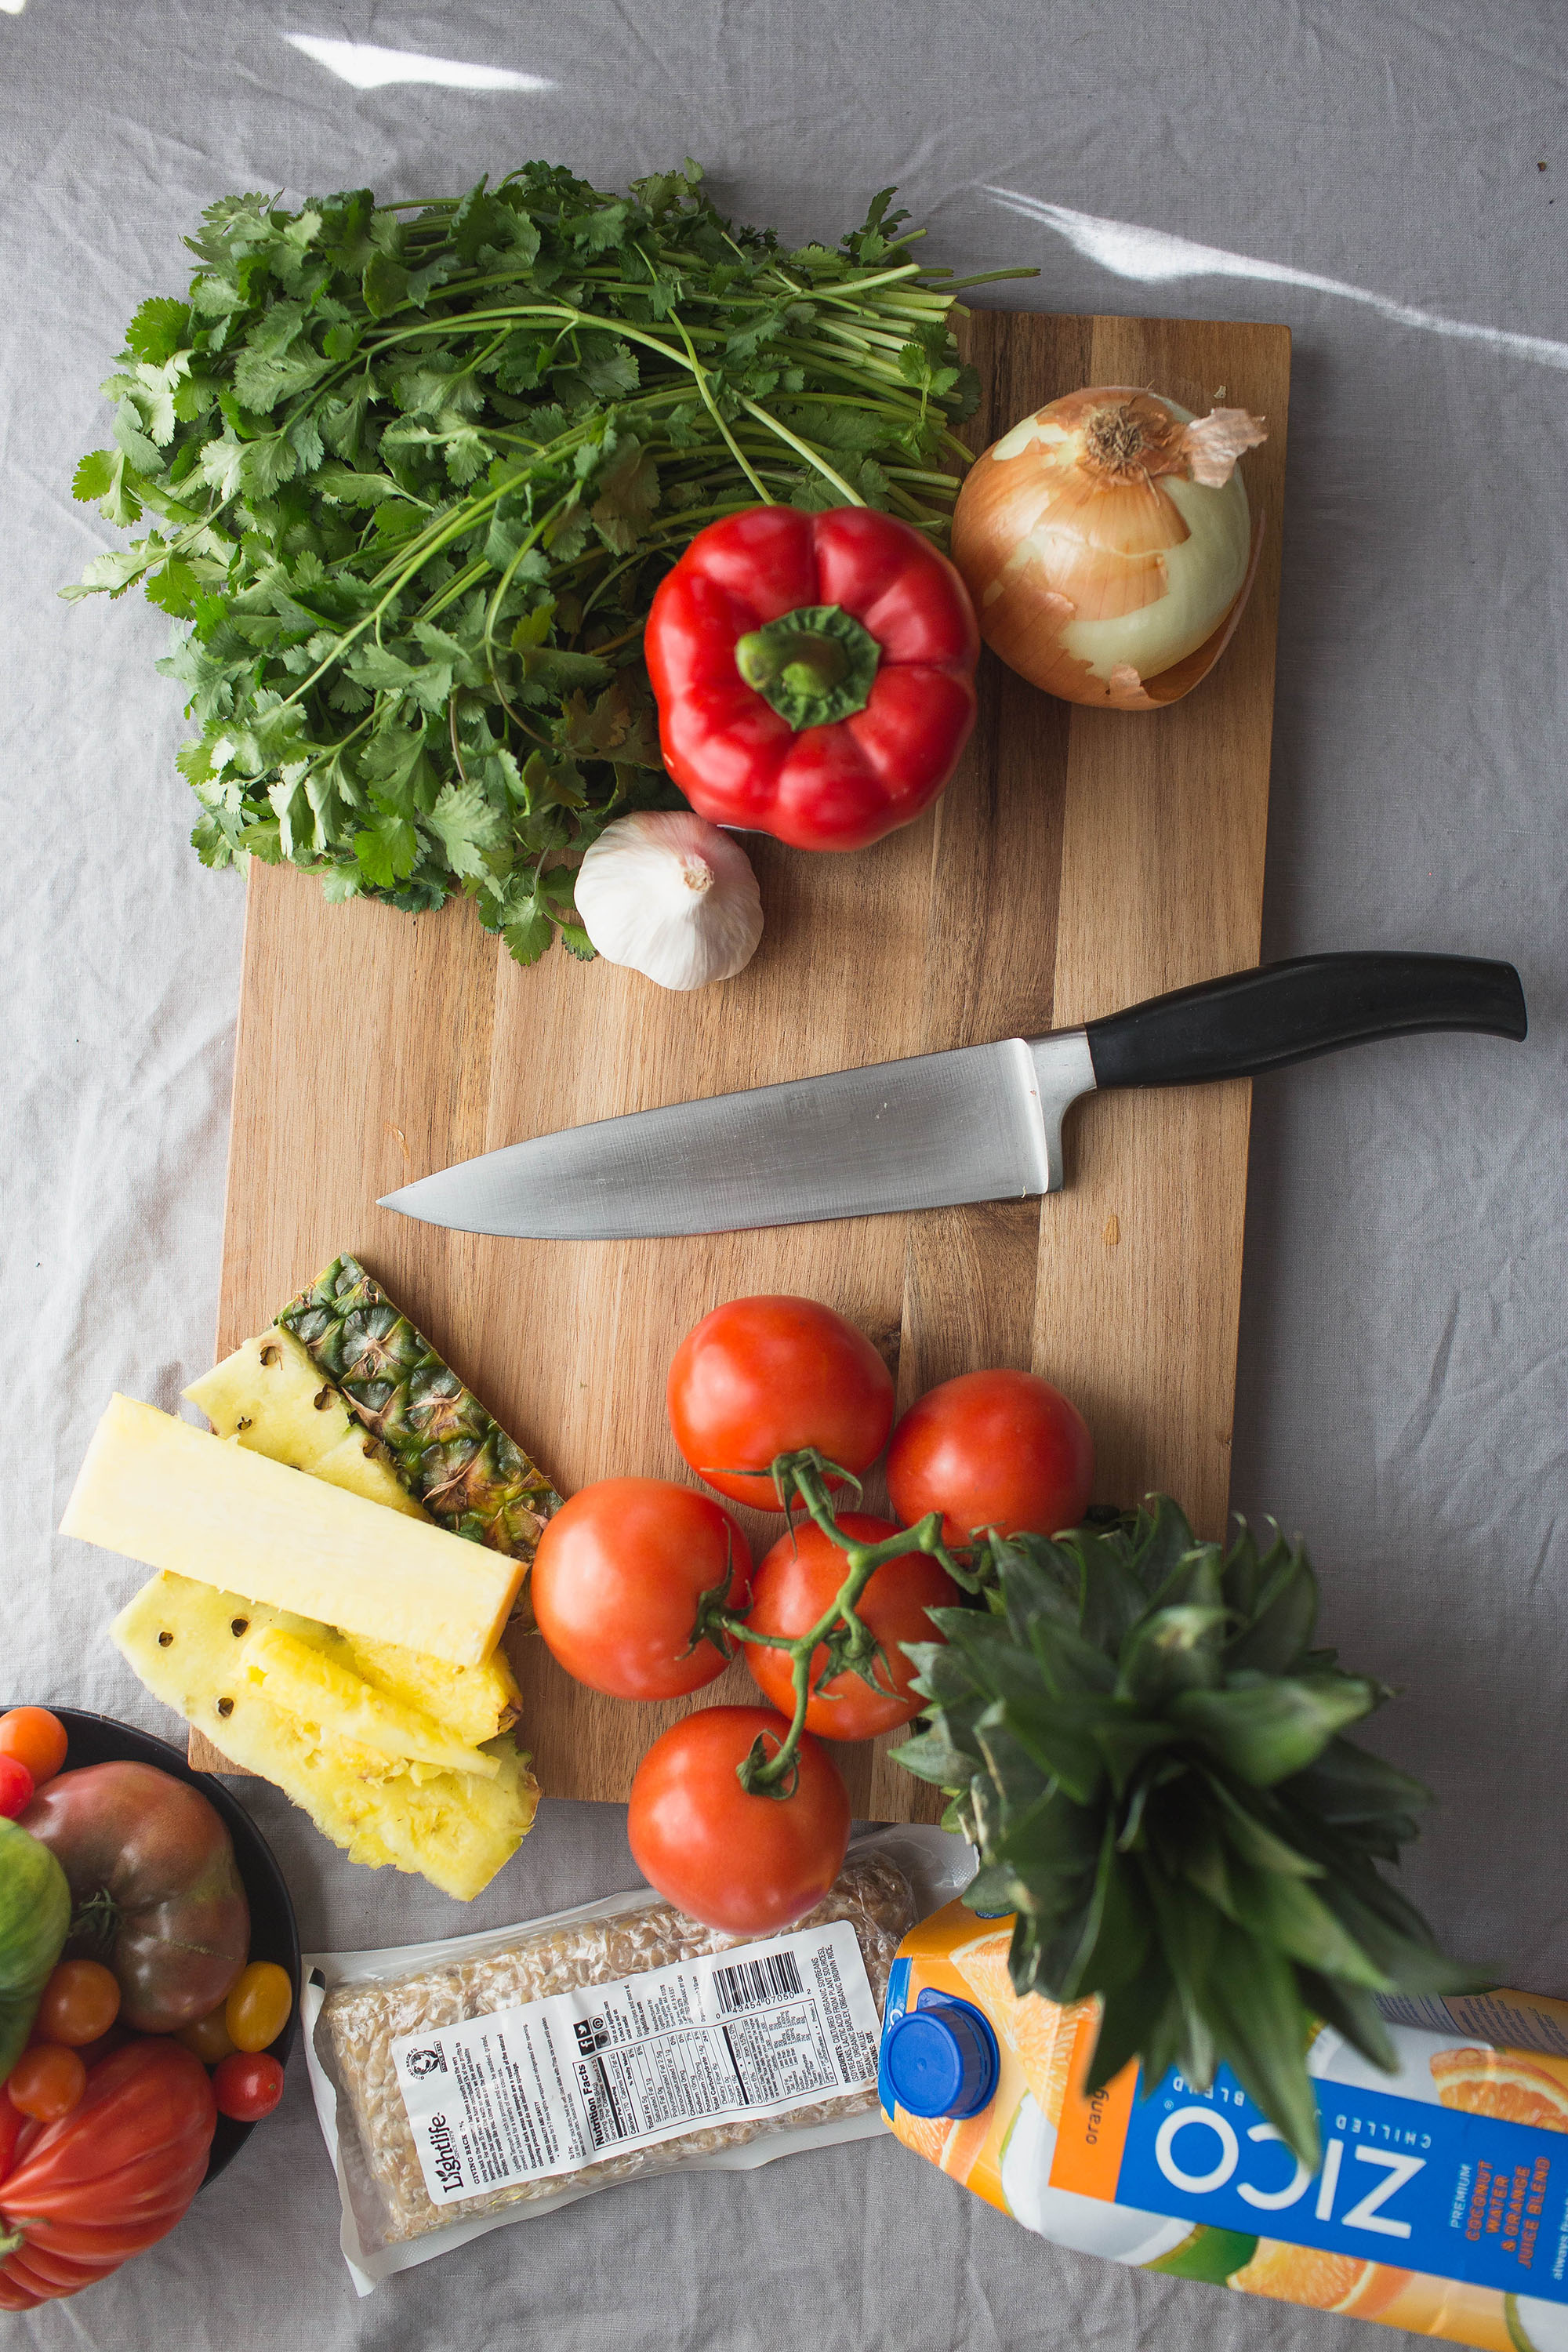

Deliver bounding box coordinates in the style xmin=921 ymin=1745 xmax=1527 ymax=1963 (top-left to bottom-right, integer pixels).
xmin=1155 ymin=2101 xmax=1427 ymax=2239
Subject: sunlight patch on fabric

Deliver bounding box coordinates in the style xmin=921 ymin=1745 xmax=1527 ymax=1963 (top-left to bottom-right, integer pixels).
xmin=283 ymin=35 xmax=552 ymax=93
xmin=986 ymin=189 xmax=1568 ymax=373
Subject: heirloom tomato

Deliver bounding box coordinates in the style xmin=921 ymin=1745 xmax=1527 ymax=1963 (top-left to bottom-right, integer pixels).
xmin=0 ymin=1818 xmax=70 ymax=2087
xmin=668 ymin=1295 xmax=894 ymax=1511
xmin=20 ymin=1762 xmax=249 ymax=2031
xmin=0 ymin=2038 xmax=216 ymax=2310
xmin=627 ymin=1707 xmax=850 ymax=1935
xmin=744 ymin=1515 xmax=958 ymax=1740
xmin=532 ymin=1479 xmax=751 ymax=1700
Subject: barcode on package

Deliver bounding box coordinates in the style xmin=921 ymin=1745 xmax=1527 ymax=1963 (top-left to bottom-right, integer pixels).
xmin=391 ymin=1918 xmax=881 ymax=2205
xmin=713 ymin=1951 xmax=803 ymax=2013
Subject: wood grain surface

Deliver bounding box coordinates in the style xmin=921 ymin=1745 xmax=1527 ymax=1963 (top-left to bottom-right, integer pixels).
xmin=189 ymin=307 xmax=1291 ymax=1813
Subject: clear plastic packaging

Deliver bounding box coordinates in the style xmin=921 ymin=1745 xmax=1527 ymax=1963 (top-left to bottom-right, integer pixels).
xmin=301 ymin=1826 xmax=975 ymax=2292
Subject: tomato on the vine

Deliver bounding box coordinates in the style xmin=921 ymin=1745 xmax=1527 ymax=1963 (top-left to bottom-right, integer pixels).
xmin=210 ymin=2051 xmax=284 ymax=2123
xmin=744 ymin=1515 xmax=958 ymax=1740
xmin=628 ymin=1707 xmax=850 ymax=1935
xmin=532 ymin=1479 xmax=752 ymax=1700
xmin=0 ymin=1711 xmax=67 ymax=1788
xmin=6 ymin=2045 xmax=85 ymax=2124
xmin=34 ymin=1962 xmax=120 ymax=2049
xmin=667 ymin=1296 xmax=895 ymax=1511
xmin=886 ymin=1368 xmax=1094 ymax=1544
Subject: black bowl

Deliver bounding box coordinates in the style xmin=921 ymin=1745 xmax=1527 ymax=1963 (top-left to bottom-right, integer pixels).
xmin=9 ymin=1705 xmax=301 ymax=2187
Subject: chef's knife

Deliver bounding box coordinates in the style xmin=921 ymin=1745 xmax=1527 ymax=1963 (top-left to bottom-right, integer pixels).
xmin=379 ymin=953 xmax=1526 ymax=1241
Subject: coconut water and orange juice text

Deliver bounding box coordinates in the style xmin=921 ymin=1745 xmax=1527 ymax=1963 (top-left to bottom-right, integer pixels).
xmin=879 ymin=1899 xmax=1568 ymax=2351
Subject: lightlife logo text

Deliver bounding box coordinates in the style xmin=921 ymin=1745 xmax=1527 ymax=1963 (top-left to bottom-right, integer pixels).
xmin=426 ymin=2112 xmax=465 ymax=2194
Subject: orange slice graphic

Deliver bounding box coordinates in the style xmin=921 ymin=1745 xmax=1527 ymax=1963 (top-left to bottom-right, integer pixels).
xmin=1430 ymin=2048 xmax=1568 ymax=2134
xmin=1229 ymin=2240 xmax=1413 ymax=2318
xmin=952 ymin=1929 xmax=1091 ymax=2128
xmin=890 ymin=2103 xmax=996 ymax=2183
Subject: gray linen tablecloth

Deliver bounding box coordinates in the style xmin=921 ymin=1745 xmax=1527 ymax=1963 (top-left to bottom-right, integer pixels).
xmin=5 ymin=2 xmax=1564 ymax=2344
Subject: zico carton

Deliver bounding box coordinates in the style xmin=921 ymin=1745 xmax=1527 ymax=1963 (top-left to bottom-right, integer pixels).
xmin=880 ymin=1899 xmax=1568 ymax=2350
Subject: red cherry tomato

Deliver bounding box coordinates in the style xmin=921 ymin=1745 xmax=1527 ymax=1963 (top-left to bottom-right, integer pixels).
xmin=667 ymin=1296 xmax=895 ymax=1511
xmin=6 ymin=2047 xmax=86 ymax=2124
xmin=745 ymin=1515 xmax=959 ymax=1740
xmin=628 ymin=1707 xmax=850 ymax=1935
xmin=210 ymin=2050 xmax=285 ymax=2123
xmin=0 ymin=1710 xmax=67 ymax=1786
xmin=886 ymin=1369 xmax=1094 ymax=1545
xmin=0 ymin=1759 xmax=34 ymax=1820
xmin=34 ymin=1962 xmax=121 ymax=2049
xmin=532 ymin=1479 xmax=751 ymax=1700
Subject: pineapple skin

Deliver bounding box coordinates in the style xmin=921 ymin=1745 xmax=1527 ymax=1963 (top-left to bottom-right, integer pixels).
xmin=280 ymin=1256 xmax=561 ymax=1562
xmin=184 ymin=1327 xmax=428 ymax=1519
xmin=114 ymin=1573 xmax=539 ymax=1901
xmin=240 ymin=1626 xmax=501 ymax=1779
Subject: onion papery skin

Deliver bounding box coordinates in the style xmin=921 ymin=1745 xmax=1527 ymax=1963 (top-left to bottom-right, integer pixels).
xmin=951 ymin=387 xmax=1265 ymax=710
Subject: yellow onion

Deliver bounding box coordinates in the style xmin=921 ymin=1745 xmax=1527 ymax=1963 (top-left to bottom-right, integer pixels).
xmin=950 ymin=387 xmax=1267 ymax=710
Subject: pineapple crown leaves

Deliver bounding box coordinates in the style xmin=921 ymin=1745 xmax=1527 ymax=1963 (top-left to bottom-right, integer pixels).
xmin=896 ymin=1497 xmax=1486 ymax=2169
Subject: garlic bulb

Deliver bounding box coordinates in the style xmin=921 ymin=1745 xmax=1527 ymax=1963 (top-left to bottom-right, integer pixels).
xmin=574 ymin=810 xmax=764 ymax=991
xmin=950 ymin=387 xmax=1267 ymax=710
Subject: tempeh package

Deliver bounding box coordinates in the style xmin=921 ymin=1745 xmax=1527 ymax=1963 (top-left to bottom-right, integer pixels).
xmin=301 ymin=1828 xmax=975 ymax=2291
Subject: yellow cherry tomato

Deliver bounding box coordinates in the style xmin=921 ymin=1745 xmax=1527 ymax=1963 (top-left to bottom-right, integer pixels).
xmin=223 ymin=1960 xmax=293 ymax=2053
xmin=176 ymin=2005 xmax=237 ymax=2064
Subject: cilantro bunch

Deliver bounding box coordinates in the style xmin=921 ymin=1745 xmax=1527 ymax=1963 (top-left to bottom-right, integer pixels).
xmin=67 ymin=162 xmax=1012 ymax=964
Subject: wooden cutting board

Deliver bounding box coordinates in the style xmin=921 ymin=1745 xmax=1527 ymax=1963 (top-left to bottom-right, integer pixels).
xmin=191 ymin=307 xmax=1290 ymax=1819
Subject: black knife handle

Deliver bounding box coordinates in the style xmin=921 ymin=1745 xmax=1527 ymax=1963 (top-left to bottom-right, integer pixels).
xmin=1084 ymin=953 xmax=1527 ymax=1090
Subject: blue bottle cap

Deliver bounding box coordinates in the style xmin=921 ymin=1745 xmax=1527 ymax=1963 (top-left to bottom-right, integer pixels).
xmin=883 ymin=1991 xmax=1000 ymax=2121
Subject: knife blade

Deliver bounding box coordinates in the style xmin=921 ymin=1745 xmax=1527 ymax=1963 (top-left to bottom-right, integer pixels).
xmin=379 ymin=952 xmax=1526 ymax=1241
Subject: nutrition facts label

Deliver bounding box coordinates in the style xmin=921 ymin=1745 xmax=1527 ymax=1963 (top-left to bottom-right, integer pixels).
xmin=392 ymin=1919 xmax=881 ymax=2205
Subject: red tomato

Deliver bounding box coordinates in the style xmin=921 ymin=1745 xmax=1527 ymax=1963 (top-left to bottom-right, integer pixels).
xmin=532 ymin=1479 xmax=751 ymax=1700
xmin=745 ymin=1515 xmax=959 ymax=1740
xmin=0 ymin=2092 xmax=23 ymax=2186
xmin=6 ymin=2046 xmax=86 ymax=2124
xmin=0 ymin=1758 xmax=33 ymax=1820
xmin=627 ymin=1707 xmax=850 ymax=1935
xmin=667 ymin=1296 xmax=895 ymax=1511
xmin=886 ymin=1369 xmax=1094 ymax=1545
xmin=34 ymin=1962 xmax=120 ymax=2049
xmin=0 ymin=2039 xmax=216 ymax=2311
xmin=210 ymin=2050 xmax=285 ymax=2123
xmin=0 ymin=1711 xmax=67 ymax=1786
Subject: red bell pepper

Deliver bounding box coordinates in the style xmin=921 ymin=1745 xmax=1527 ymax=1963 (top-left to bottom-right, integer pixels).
xmin=644 ymin=505 xmax=979 ymax=852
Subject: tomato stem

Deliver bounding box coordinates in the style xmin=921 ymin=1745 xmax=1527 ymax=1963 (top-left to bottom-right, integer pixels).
xmin=717 ymin=1448 xmax=966 ymax=1798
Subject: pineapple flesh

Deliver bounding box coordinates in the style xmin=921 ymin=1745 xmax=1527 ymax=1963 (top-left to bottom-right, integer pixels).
xmin=239 ymin=1626 xmax=501 ymax=1779
xmin=185 ymin=1327 xmax=428 ymax=1519
xmin=114 ymin=1573 xmax=539 ymax=1901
